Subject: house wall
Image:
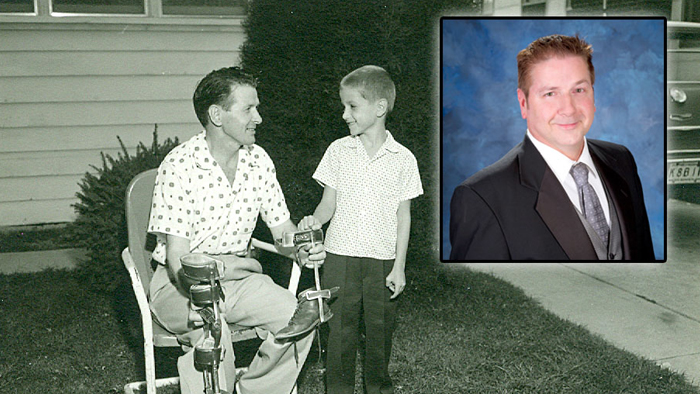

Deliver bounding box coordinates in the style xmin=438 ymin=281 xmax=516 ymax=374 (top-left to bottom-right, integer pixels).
xmin=485 ymin=0 xmax=567 ymax=16
xmin=0 ymin=18 xmax=245 ymax=226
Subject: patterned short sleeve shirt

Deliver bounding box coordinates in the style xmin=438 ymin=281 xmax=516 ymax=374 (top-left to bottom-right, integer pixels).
xmin=148 ymin=131 xmax=290 ymax=264
xmin=313 ymin=130 xmax=423 ymax=259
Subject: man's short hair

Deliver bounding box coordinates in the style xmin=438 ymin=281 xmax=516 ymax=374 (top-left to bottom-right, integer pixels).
xmin=340 ymin=65 xmax=396 ymax=113
xmin=193 ymin=66 xmax=258 ymax=127
xmin=517 ymin=34 xmax=594 ymax=97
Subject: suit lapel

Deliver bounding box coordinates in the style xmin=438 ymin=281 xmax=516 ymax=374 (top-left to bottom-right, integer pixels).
xmin=589 ymin=144 xmax=634 ymax=258
xmin=519 ymin=137 xmax=598 ymax=260
xmin=536 ymin=168 xmax=598 ymax=260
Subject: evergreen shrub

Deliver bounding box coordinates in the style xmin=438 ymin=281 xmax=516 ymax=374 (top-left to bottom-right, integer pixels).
xmin=240 ymin=0 xmax=480 ymax=248
xmin=70 ymin=126 xmax=178 ymax=293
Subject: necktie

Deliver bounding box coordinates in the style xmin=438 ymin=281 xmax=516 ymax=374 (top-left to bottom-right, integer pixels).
xmin=570 ymin=163 xmax=610 ymax=245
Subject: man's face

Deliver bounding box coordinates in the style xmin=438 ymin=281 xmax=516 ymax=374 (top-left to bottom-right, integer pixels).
xmin=340 ymin=86 xmax=381 ymax=137
xmin=219 ymin=84 xmax=262 ymax=147
xmin=517 ymin=55 xmax=595 ymax=160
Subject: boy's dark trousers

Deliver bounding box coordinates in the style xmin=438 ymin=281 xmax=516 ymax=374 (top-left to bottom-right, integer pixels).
xmin=323 ymin=253 xmax=398 ymax=394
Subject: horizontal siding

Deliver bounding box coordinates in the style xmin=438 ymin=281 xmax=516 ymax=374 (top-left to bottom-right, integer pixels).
xmin=1 ymin=174 xmax=85 ymax=202
xmin=1 ymin=29 xmax=245 ymax=52
xmin=0 ymin=51 xmax=240 ymax=77
xmin=0 ymin=127 xmax=199 ymax=177
xmin=0 ymin=100 xmax=194 ymax=128
xmin=0 ymin=22 xmax=245 ymax=226
xmin=0 ymin=149 xmax=127 ymax=179
xmin=0 ymin=75 xmax=199 ymax=104
xmin=0 ymin=199 xmax=80 ymax=225
xmin=0 ymin=123 xmax=197 ymax=153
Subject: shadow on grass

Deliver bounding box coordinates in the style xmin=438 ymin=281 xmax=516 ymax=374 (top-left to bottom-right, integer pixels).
xmin=1 ymin=254 xmax=698 ymax=394
xmin=110 ymin=277 xmax=182 ymax=382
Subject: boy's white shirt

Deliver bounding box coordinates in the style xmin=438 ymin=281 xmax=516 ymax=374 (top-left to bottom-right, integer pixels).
xmin=312 ymin=130 xmax=423 ymax=260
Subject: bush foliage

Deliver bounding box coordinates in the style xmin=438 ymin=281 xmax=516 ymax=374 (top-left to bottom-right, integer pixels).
xmin=241 ymin=0 xmax=480 ymax=244
xmin=70 ymin=127 xmax=178 ymax=292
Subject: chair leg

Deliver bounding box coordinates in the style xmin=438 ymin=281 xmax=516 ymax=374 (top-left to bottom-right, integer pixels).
xmin=144 ymin=338 xmax=157 ymax=394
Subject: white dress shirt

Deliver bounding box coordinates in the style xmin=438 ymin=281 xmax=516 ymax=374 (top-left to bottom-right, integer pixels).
xmin=526 ymin=130 xmax=611 ymax=227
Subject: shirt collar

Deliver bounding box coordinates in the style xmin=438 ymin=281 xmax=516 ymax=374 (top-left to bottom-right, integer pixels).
xmin=340 ymin=130 xmax=401 ymax=154
xmin=193 ymin=131 xmax=255 ymax=170
xmin=192 ymin=131 xmax=216 ymax=170
xmin=526 ymin=129 xmax=599 ymax=182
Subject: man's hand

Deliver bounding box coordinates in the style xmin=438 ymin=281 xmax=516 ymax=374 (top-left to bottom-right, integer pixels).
xmin=386 ymin=267 xmax=406 ymax=299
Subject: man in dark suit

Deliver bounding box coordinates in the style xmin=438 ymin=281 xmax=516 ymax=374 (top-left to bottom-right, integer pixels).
xmin=449 ymin=34 xmax=654 ymax=261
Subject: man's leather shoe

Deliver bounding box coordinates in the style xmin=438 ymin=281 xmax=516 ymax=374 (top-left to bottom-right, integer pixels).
xmin=275 ymin=287 xmax=338 ymax=340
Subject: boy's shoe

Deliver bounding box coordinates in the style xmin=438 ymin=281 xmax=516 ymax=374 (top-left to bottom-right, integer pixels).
xmin=275 ymin=287 xmax=338 ymax=340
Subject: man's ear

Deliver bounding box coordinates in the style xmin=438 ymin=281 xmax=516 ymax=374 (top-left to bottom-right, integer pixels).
xmin=208 ymin=105 xmax=222 ymax=127
xmin=376 ymin=98 xmax=388 ymax=118
xmin=516 ymin=89 xmax=528 ymax=120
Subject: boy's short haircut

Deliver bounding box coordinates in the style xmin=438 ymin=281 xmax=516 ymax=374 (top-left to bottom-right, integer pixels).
xmin=193 ymin=66 xmax=258 ymax=127
xmin=517 ymin=34 xmax=594 ymax=98
xmin=340 ymin=65 xmax=396 ymax=113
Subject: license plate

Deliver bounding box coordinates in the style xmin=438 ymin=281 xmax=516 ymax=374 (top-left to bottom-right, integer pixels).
xmin=668 ymin=162 xmax=700 ymax=184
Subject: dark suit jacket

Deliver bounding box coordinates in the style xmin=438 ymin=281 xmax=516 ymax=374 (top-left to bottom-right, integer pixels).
xmin=449 ymin=136 xmax=655 ymax=261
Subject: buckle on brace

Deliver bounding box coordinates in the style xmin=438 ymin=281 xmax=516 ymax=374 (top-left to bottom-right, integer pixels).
xmin=304 ymin=289 xmax=332 ymax=301
xmin=278 ymin=228 xmax=324 ymax=249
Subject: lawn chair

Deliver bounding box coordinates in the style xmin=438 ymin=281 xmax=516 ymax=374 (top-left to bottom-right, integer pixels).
xmin=122 ymin=168 xmax=301 ymax=394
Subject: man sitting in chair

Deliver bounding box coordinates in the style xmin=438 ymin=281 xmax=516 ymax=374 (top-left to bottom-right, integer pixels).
xmin=148 ymin=67 xmax=329 ymax=394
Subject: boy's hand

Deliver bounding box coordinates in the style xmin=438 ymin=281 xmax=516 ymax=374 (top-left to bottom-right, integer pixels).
xmin=298 ymin=242 xmax=326 ymax=269
xmin=293 ymin=217 xmax=325 ymax=268
xmin=298 ymin=215 xmax=321 ymax=231
xmin=386 ymin=267 xmax=406 ymax=299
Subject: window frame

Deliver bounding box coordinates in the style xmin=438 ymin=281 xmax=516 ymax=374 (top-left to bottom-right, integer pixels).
xmin=0 ymin=0 xmax=246 ymax=21
xmin=0 ymin=0 xmax=38 ymax=15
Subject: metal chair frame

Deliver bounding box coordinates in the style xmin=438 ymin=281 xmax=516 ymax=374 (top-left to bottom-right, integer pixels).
xmin=122 ymin=169 xmax=301 ymax=394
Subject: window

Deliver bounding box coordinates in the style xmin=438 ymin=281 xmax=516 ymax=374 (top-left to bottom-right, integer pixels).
xmin=52 ymin=0 xmax=144 ymax=14
xmin=0 ymin=0 xmax=34 ymax=14
xmin=683 ymin=0 xmax=700 ymax=23
xmin=522 ymin=0 xmax=546 ymax=16
xmin=0 ymin=0 xmax=247 ymax=16
xmin=568 ymin=0 xmax=604 ymax=16
xmin=162 ymin=0 xmax=246 ymax=16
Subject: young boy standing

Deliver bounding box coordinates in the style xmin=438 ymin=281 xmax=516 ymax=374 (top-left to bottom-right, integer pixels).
xmin=299 ymin=65 xmax=423 ymax=394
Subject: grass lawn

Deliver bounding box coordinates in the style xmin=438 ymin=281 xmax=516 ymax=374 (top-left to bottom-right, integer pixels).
xmin=0 ymin=251 xmax=697 ymax=394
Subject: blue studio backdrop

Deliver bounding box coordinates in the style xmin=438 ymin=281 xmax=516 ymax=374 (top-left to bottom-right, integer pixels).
xmin=441 ymin=18 xmax=665 ymax=260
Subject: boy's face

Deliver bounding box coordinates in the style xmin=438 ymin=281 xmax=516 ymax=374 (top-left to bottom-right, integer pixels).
xmin=339 ymin=86 xmax=382 ymax=136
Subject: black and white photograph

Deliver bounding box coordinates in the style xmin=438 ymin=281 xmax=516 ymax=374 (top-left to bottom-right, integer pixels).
xmin=0 ymin=0 xmax=698 ymax=393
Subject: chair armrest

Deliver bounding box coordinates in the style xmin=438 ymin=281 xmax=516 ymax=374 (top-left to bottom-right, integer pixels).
xmin=250 ymin=238 xmax=296 ymax=259
xmin=250 ymin=238 xmax=301 ymax=295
